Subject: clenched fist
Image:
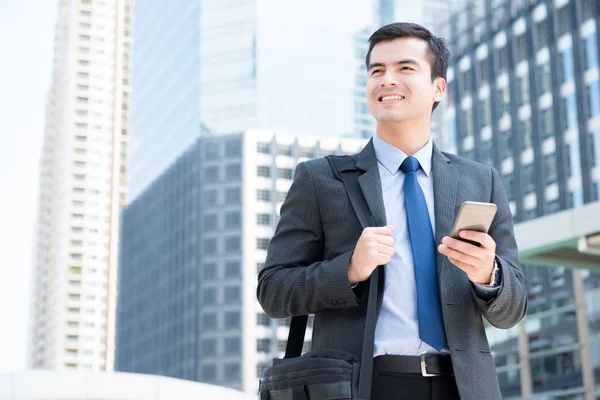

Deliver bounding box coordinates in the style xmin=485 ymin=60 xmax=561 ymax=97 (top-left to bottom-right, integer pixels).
xmin=348 ymin=226 xmax=395 ymax=284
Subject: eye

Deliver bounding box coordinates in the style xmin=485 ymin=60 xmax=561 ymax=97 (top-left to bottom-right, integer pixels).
xmin=401 ymin=66 xmax=414 ymax=71
xmin=370 ymin=69 xmax=382 ymax=75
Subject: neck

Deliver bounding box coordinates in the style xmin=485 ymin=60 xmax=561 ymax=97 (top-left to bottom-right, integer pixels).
xmin=375 ymin=120 xmax=431 ymax=156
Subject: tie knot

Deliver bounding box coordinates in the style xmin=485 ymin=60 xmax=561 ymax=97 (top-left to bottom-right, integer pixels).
xmin=400 ymin=156 xmax=420 ymax=173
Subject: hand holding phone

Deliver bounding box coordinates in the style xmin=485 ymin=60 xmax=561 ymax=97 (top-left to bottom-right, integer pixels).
xmin=449 ymin=201 xmax=497 ymax=246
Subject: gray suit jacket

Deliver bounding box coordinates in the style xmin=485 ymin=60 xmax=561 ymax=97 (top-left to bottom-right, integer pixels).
xmin=257 ymin=139 xmax=527 ymax=400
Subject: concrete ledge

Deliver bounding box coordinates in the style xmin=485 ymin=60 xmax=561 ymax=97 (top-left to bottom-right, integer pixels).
xmin=514 ymin=201 xmax=600 ymax=269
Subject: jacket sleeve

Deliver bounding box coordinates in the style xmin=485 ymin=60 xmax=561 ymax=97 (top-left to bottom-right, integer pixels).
xmin=256 ymin=161 xmax=361 ymax=318
xmin=472 ymin=167 xmax=528 ymax=329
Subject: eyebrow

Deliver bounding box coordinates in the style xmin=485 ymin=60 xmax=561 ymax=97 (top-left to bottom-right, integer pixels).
xmin=368 ymin=59 xmax=421 ymax=71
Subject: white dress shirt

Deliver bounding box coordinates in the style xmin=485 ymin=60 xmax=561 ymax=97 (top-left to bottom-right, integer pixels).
xmin=371 ymin=134 xmax=445 ymax=356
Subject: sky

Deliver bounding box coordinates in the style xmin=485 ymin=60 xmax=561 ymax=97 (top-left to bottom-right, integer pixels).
xmin=0 ymin=0 xmax=57 ymax=372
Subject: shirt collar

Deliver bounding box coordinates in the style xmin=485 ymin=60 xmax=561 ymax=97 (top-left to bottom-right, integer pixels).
xmin=372 ymin=134 xmax=433 ymax=177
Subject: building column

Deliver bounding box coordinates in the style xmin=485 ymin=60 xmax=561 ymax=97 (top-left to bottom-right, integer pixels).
xmin=518 ymin=320 xmax=533 ymax=400
xmin=573 ymin=269 xmax=596 ymax=400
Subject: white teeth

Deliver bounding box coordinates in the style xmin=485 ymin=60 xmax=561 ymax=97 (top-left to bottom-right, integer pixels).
xmin=381 ymin=95 xmax=404 ymax=101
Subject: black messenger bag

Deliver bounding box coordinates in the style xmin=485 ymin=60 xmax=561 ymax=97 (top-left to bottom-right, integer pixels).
xmin=258 ymin=155 xmax=380 ymax=400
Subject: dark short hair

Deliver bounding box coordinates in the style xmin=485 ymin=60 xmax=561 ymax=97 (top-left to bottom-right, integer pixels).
xmin=365 ymin=22 xmax=450 ymax=111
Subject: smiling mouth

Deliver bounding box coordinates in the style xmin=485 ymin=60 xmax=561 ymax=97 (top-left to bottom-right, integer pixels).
xmin=378 ymin=94 xmax=406 ymax=102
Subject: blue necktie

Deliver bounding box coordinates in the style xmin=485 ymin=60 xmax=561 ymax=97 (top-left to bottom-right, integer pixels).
xmin=400 ymin=156 xmax=446 ymax=351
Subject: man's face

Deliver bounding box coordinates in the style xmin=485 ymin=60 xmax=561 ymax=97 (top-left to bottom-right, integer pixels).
xmin=366 ymin=37 xmax=444 ymax=125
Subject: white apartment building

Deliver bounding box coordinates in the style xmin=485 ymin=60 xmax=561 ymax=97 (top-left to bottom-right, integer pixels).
xmin=116 ymin=130 xmax=368 ymax=394
xmin=28 ymin=0 xmax=133 ymax=372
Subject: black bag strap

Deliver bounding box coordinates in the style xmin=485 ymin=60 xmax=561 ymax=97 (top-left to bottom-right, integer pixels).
xmin=284 ymin=155 xmax=379 ymax=400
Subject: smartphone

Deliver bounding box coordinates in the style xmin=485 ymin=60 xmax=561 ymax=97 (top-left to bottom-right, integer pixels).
xmin=449 ymin=201 xmax=497 ymax=246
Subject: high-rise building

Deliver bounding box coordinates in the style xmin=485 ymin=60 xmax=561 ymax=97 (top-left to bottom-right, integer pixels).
xmin=353 ymin=0 xmax=460 ymax=141
xmin=115 ymin=130 xmax=367 ymax=394
xmin=439 ymin=0 xmax=600 ymax=398
xmin=128 ymin=0 xmax=373 ymax=200
xmin=28 ymin=0 xmax=133 ymax=372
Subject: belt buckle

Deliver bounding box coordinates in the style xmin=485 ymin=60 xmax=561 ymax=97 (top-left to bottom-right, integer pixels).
xmin=420 ymin=353 xmax=441 ymax=377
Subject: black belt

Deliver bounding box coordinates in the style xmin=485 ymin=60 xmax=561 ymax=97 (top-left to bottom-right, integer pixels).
xmin=374 ymin=354 xmax=454 ymax=377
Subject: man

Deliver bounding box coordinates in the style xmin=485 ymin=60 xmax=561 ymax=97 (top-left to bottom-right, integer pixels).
xmin=257 ymin=22 xmax=527 ymax=400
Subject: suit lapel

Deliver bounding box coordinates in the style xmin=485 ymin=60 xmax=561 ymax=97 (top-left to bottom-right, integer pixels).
xmin=355 ymin=139 xmax=387 ymax=227
xmin=431 ymin=144 xmax=458 ymax=284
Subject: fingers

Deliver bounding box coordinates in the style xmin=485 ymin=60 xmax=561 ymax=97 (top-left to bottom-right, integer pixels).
xmin=365 ymin=225 xmax=394 ymax=236
xmin=458 ymin=230 xmax=495 ymax=250
xmin=440 ymin=236 xmax=486 ymax=260
xmin=438 ymin=243 xmax=480 ymax=268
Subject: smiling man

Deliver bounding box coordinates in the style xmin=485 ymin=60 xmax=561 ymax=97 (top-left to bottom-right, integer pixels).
xmin=257 ymin=22 xmax=527 ymax=400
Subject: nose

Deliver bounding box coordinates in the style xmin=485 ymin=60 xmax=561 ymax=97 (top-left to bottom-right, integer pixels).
xmin=380 ymin=70 xmax=398 ymax=87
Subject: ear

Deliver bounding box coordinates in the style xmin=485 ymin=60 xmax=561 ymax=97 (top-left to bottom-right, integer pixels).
xmin=433 ymin=77 xmax=446 ymax=103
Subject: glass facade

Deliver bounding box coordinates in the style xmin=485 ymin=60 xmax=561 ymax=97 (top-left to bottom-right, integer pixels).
xmin=440 ymin=0 xmax=600 ymax=398
xmin=130 ymin=0 xmax=371 ymax=200
xmin=117 ymin=135 xmax=244 ymax=389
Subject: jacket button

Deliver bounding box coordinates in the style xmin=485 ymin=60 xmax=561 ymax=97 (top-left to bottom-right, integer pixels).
xmin=329 ymin=298 xmax=347 ymax=307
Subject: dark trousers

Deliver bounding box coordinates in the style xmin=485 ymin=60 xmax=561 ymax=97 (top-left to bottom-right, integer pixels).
xmin=371 ymin=370 xmax=461 ymax=400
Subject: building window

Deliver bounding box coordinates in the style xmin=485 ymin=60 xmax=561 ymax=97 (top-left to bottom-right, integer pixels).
xmin=203 ymin=214 xmax=218 ymax=229
xmin=224 ymin=337 xmax=241 ymax=355
xmin=257 ymin=238 xmax=270 ymax=250
xmin=257 ymin=189 xmax=271 ymax=202
xmin=203 ymin=263 xmax=217 ymax=279
xmin=541 ymin=108 xmax=554 ymax=139
xmin=257 ymin=142 xmax=271 ymax=154
xmin=225 ymin=164 xmax=241 ymax=181
xmin=204 ymin=166 xmax=219 ymax=183
xmin=202 ymin=338 xmax=217 ymax=356
xmin=204 ymin=238 xmax=217 ymax=255
xmin=257 ymin=338 xmax=271 ymax=352
xmin=224 ymin=212 xmax=241 ymax=229
xmin=225 ymin=187 xmax=240 ymax=204
xmin=202 ymin=288 xmax=217 ymax=305
xmin=477 ymin=58 xmax=489 ymax=84
xmin=555 ymin=5 xmax=570 ymax=37
xmin=514 ymin=34 xmax=527 ymax=63
xmin=584 ymin=33 xmax=599 ymax=70
xmin=257 ymin=313 xmax=270 ymax=326
xmin=224 ymin=236 xmax=241 ymax=252
xmin=522 ymin=163 xmax=535 ymax=193
xmin=278 ymin=340 xmax=288 ymax=353
xmin=201 ymin=365 xmax=217 ymax=381
xmin=517 ymin=74 xmax=530 ymax=107
xmin=257 ymin=166 xmax=271 ymax=178
xmin=562 ymin=95 xmax=578 ymax=131
xmin=544 ymin=154 xmax=557 ymax=184
xmin=520 ymin=119 xmax=533 ymax=149
xmin=277 ymin=145 xmax=293 ymax=156
xmin=278 ymin=168 xmax=293 ymax=180
xmin=257 ymin=213 xmax=271 ymax=226
xmin=224 ymin=286 xmax=240 ymax=303
xmin=496 ymin=86 xmax=510 ymax=117
xmin=225 ymin=261 xmax=240 ymax=278
xmin=277 ymin=191 xmax=287 ymax=202
xmin=205 ymin=142 xmax=220 ymax=160
xmin=534 ymin=19 xmax=549 ymax=50
xmin=202 ymin=313 xmax=217 ymax=331
xmin=299 ymin=147 xmax=314 ymax=158
xmin=503 ymin=173 xmax=515 ymax=201
xmin=225 ymin=139 xmax=242 ymax=157
xmin=495 ymin=46 xmax=509 ymax=72
xmin=559 ymin=48 xmax=574 ymax=83
xmin=587 ymin=81 xmax=600 ymax=118
xmin=224 ymin=363 xmax=240 ymax=380
xmin=537 ymin=63 xmax=551 ymax=94
xmin=225 ymin=311 xmax=240 ymax=329
xmin=499 ymin=129 xmax=512 ymax=159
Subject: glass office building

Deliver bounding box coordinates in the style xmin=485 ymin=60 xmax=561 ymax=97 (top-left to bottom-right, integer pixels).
xmin=116 ymin=130 xmax=366 ymax=394
xmin=129 ymin=0 xmax=372 ymax=200
xmin=439 ymin=0 xmax=600 ymax=398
